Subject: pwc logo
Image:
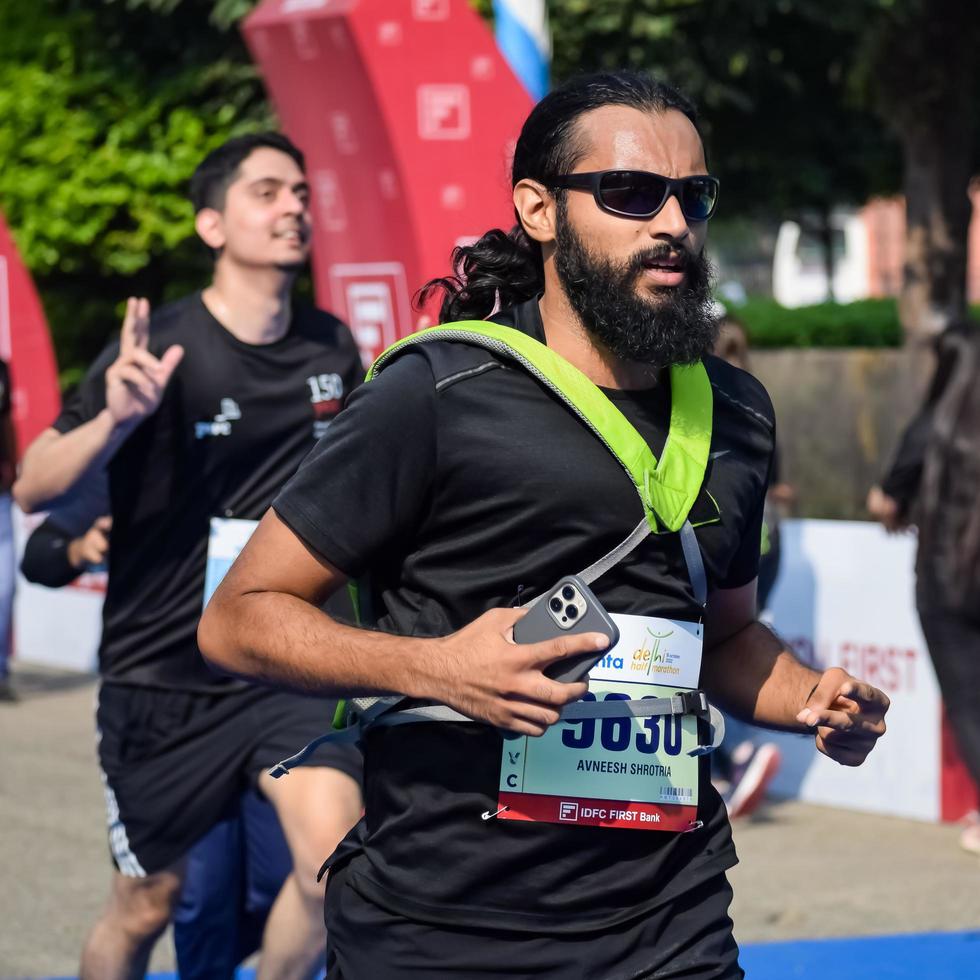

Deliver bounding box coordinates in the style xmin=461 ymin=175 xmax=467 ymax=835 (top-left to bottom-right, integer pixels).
xmin=195 ymin=398 xmax=241 ymax=439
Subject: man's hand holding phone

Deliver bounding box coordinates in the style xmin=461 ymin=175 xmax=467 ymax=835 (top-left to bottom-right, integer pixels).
xmin=427 ymin=607 xmax=609 ymax=737
xmin=424 ymin=578 xmax=618 ymax=737
xmin=514 ymin=576 xmax=620 ymax=682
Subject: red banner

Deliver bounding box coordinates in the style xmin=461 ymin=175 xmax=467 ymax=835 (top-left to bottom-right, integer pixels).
xmin=0 ymin=213 xmax=61 ymax=457
xmin=243 ymin=0 xmax=533 ymax=365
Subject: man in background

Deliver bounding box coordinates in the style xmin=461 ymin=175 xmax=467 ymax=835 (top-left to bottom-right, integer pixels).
xmin=14 ymin=132 xmax=363 ymax=979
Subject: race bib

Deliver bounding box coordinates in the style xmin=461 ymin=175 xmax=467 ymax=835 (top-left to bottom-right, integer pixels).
xmin=496 ymin=613 xmax=703 ymax=832
xmin=203 ymin=517 xmax=258 ymax=608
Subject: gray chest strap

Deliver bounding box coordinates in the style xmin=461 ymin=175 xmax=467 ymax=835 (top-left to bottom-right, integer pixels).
xmin=268 ymin=691 xmax=723 ymax=778
xmin=535 ymin=516 xmax=706 ymax=606
xmin=368 ymin=690 xmax=723 ymax=754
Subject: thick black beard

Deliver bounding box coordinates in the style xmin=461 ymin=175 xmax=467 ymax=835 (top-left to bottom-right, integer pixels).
xmin=554 ymin=215 xmax=718 ymax=368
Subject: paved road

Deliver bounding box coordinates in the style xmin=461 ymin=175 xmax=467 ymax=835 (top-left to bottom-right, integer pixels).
xmin=1 ymin=665 xmax=977 ymax=978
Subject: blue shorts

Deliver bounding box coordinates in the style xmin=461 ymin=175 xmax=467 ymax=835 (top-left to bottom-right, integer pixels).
xmin=173 ymin=788 xmax=291 ymax=979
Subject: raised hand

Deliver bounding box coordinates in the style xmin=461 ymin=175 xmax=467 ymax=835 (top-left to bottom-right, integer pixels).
xmin=796 ymin=667 xmax=890 ymax=766
xmin=431 ymin=607 xmax=606 ymax=736
xmin=104 ymin=297 xmax=184 ymax=427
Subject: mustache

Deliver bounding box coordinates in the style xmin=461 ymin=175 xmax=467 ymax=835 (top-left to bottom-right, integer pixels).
xmin=627 ymin=242 xmax=694 ymax=276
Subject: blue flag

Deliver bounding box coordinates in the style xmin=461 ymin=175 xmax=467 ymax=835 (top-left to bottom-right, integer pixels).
xmin=493 ymin=0 xmax=551 ymax=102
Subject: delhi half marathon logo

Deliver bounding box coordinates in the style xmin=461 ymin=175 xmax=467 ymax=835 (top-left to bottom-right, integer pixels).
xmin=631 ymin=628 xmax=681 ymax=677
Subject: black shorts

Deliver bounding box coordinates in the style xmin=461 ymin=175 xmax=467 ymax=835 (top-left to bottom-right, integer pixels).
xmin=96 ymin=682 xmax=362 ymax=876
xmin=325 ymin=863 xmax=742 ymax=980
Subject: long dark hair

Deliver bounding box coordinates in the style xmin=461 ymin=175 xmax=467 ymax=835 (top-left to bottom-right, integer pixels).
xmin=419 ymin=71 xmax=700 ymax=323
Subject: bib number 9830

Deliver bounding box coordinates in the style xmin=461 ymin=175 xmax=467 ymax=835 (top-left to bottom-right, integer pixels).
xmin=560 ymin=691 xmax=684 ymax=755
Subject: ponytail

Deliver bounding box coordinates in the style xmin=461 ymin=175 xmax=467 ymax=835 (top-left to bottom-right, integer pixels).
xmin=418 ymin=225 xmax=544 ymax=323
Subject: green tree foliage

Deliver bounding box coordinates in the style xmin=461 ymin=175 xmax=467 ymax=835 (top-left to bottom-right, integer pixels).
xmin=546 ymin=0 xmax=980 ymax=333
xmin=857 ymin=0 xmax=980 ymax=335
xmin=549 ymin=0 xmax=901 ymax=226
xmin=0 ymin=0 xmax=269 ymax=386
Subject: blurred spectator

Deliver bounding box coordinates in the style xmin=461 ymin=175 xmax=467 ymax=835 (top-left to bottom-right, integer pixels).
xmin=0 ymin=357 xmax=16 ymax=702
xmin=711 ymin=316 xmax=789 ymax=817
xmin=714 ymin=317 xmax=796 ymax=610
xmin=13 ymin=131 xmax=363 ymax=978
xmin=868 ymin=319 xmax=980 ymax=857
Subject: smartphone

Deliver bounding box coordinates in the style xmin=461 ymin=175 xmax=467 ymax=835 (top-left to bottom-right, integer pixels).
xmin=513 ymin=575 xmax=620 ymax=683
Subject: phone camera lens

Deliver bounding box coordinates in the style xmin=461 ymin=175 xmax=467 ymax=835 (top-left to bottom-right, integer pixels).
xmin=549 ymin=597 xmax=563 ymax=612
xmin=565 ymin=604 xmax=578 ymax=619
xmin=561 ymin=586 xmax=575 ymax=600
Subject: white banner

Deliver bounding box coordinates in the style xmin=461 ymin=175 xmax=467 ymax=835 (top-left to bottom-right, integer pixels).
xmin=764 ymin=519 xmax=941 ymax=821
xmin=13 ymin=507 xmax=104 ymax=673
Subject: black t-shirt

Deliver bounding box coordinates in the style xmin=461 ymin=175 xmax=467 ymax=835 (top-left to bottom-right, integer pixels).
xmin=273 ymin=297 xmax=775 ymax=933
xmin=55 ymin=293 xmax=363 ymax=690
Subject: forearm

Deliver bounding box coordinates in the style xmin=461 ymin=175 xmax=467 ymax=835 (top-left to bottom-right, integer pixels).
xmin=879 ymin=410 xmax=930 ymax=509
xmin=20 ymin=523 xmax=80 ymax=588
xmin=13 ymin=413 xmax=131 ymax=513
xmin=199 ymin=589 xmax=442 ymax=699
xmin=701 ymin=621 xmax=820 ymax=732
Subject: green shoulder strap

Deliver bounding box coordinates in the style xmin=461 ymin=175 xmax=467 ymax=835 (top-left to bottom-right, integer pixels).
xmin=368 ymin=320 xmax=713 ymax=533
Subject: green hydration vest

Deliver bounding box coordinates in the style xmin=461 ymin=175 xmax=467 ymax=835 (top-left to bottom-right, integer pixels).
xmin=371 ymin=321 xmax=714 ymax=535
xmin=271 ymin=321 xmax=724 ymax=778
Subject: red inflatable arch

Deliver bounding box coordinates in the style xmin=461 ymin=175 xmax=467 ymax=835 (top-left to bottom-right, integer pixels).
xmin=243 ymin=0 xmax=533 ymax=365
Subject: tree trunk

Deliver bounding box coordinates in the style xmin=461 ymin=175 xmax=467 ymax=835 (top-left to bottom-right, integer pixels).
xmin=898 ymin=121 xmax=973 ymax=341
xmin=871 ymin=1 xmax=979 ymax=343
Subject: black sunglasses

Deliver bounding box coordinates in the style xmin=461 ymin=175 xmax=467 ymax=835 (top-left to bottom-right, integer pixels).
xmin=548 ymin=170 xmax=720 ymax=222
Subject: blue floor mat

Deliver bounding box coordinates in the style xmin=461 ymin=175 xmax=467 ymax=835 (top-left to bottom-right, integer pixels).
xmin=33 ymin=931 xmax=980 ymax=980
xmin=740 ymin=930 xmax=980 ymax=979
